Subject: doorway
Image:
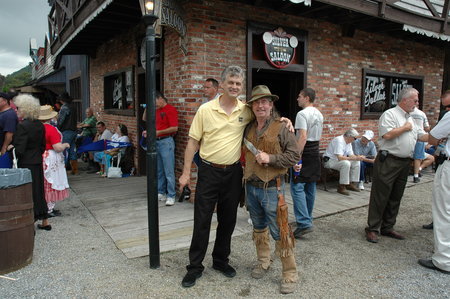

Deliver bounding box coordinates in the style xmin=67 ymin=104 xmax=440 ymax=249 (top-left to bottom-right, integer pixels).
xmin=251 ymin=69 xmax=304 ymax=122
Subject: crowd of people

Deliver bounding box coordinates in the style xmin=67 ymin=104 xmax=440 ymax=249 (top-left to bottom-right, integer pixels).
xmin=0 ymin=91 xmax=131 ymax=231
xmin=176 ymin=66 xmax=450 ymax=293
xmin=1 ymin=65 xmax=449 ymax=292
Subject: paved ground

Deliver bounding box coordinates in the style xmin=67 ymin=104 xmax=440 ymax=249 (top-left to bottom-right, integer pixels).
xmin=1 ymin=180 xmax=449 ymax=298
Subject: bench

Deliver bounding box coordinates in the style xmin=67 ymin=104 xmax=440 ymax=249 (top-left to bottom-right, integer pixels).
xmin=319 ymin=153 xmax=339 ymax=191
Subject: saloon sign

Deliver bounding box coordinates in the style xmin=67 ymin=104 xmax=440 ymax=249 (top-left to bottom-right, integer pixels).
xmin=263 ymin=28 xmax=298 ymax=69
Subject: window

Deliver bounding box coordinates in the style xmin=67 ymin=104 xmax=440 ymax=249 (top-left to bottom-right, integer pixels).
xmin=69 ymin=77 xmax=82 ymax=122
xmin=361 ymin=69 xmax=423 ymax=119
xmin=104 ymin=67 xmax=134 ymax=116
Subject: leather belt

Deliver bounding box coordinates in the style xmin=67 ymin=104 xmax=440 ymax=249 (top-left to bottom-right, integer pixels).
xmin=156 ymin=135 xmax=172 ymax=140
xmin=201 ymin=159 xmax=240 ymax=169
xmin=247 ymin=177 xmax=283 ymax=188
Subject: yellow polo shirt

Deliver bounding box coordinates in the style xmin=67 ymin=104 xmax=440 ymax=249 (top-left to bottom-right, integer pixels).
xmin=189 ymin=96 xmax=253 ymax=164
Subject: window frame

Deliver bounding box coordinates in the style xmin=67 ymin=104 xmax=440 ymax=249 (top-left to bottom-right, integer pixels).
xmin=360 ymin=68 xmax=424 ymax=120
xmin=103 ymin=66 xmax=135 ymax=116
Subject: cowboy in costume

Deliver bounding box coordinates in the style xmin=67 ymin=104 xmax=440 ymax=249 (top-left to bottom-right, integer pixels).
xmin=243 ymin=85 xmax=300 ymax=294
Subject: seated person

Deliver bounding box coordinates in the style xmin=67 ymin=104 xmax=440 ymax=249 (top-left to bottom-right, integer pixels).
xmin=94 ymin=124 xmax=130 ymax=177
xmin=76 ymin=107 xmax=97 ymax=149
xmin=413 ymin=142 xmax=435 ymax=183
xmin=323 ymin=128 xmax=362 ymax=196
xmin=75 ymin=107 xmax=97 ymax=162
xmin=352 ymin=130 xmax=377 ymax=190
xmin=87 ymin=121 xmax=113 ymax=173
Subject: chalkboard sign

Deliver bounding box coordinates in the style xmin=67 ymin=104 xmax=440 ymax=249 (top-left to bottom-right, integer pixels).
xmin=364 ymin=76 xmax=387 ymax=113
xmin=361 ymin=69 xmax=423 ymax=119
xmin=104 ymin=67 xmax=134 ymax=111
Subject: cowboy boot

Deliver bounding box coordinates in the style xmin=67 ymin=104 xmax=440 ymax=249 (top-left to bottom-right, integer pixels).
xmin=252 ymin=228 xmax=272 ymax=279
xmin=345 ymin=182 xmax=360 ymax=192
xmin=337 ymin=184 xmax=350 ymax=196
xmin=276 ymin=241 xmax=298 ymax=294
xmin=70 ymin=160 xmax=79 ymax=175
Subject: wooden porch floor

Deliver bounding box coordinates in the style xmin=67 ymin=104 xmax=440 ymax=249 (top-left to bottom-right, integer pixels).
xmin=69 ymin=168 xmax=434 ymax=259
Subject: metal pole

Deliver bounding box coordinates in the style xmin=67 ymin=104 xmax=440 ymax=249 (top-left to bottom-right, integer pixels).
xmin=144 ymin=15 xmax=160 ymax=269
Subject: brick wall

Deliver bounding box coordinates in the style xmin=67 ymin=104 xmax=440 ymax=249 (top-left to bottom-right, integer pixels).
xmin=90 ymin=26 xmax=141 ymax=169
xmin=158 ymin=0 xmax=444 ymax=191
xmin=88 ymin=0 xmax=444 ymax=190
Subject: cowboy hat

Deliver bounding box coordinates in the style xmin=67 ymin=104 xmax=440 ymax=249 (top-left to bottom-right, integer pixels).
xmin=38 ymin=105 xmax=58 ymax=121
xmin=247 ymin=85 xmax=279 ymax=105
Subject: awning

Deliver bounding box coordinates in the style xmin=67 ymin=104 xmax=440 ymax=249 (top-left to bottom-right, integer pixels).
xmin=15 ymin=86 xmax=44 ymax=93
xmin=403 ymin=24 xmax=450 ymax=42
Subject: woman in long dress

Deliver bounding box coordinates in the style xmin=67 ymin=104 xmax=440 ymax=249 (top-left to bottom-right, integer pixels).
xmin=38 ymin=105 xmax=70 ymax=216
xmin=12 ymin=95 xmax=49 ymax=230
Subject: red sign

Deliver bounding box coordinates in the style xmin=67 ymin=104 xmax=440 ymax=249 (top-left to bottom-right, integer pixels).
xmin=263 ymin=28 xmax=298 ymax=69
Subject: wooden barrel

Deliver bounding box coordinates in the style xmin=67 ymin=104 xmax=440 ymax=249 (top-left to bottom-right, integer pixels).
xmin=0 ymin=183 xmax=35 ymax=274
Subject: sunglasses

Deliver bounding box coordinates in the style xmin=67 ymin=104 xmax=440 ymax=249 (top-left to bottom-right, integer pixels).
xmin=445 ymin=104 xmax=450 ymax=109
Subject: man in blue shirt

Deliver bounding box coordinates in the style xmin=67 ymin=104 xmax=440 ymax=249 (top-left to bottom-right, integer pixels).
xmin=352 ymin=130 xmax=377 ymax=190
xmin=0 ymin=92 xmax=18 ymax=167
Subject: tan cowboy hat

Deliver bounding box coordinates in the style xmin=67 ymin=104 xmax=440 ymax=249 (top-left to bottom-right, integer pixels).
xmin=247 ymin=85 xmax=279 ymax=105
xmin=38 ymin=105 xmax=58 ymax=121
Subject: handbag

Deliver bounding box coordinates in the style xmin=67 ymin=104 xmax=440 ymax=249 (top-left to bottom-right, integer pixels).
xmin=12 ymin=148 xmax=18 ymax=169
xmin=107 ymin=154 xmax=123 ymax=178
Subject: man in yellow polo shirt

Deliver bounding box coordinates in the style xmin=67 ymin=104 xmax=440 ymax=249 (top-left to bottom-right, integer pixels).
xmin=179 ymin=65 xmax=252 ymax=287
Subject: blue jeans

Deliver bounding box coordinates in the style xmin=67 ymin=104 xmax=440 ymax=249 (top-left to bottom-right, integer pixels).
xmin=156 ymin=137 xmax=175 ymax=198
xmin=246 ymin=183 xmax=283 ymax=241
xmin=359 ymin=161 xmax=373 ymax=182
xmin=290 ymin=175 xmax=316 ymax=230
xmin=62 ymin=130 xmax=77 ymax=161
xmin=94 ymin=151 xmax=113 ymax=173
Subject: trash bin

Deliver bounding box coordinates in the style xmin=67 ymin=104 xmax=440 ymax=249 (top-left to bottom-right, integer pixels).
xmin=0 ymin=168 xmax=34 ymax=275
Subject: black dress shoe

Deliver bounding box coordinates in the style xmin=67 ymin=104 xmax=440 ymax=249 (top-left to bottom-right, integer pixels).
xmin=212 ymin=264 xmax=236 ymax=278
xmin=294 ymin=227 xmax=313 ymax=239
xmin=380 ymin=230 xmax=405 ymax=240
xmin=422 ymin=222 xmax=433 ymax=230
xmin=37 ymin=224 xmax=52 ymax=231
xmin=181 ymin=272 xmax=202 ymax=288
xmin=418 ymin=259 xmax=450 ymax=274
xmin=48 ymin=210 xmax=62 ymax=218
xmin=365 ymin=229 xmax=379 ymax=243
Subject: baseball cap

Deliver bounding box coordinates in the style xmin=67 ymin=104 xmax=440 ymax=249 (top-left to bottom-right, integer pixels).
xmin=362 ymin=130 xmax=374 ymax=141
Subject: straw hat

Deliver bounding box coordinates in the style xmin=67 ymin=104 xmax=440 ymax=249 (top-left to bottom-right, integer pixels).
xmin=247 ymin=85 xmax=279 ymax=105
xmin=38 ymin=105 xmax=58 ymax=121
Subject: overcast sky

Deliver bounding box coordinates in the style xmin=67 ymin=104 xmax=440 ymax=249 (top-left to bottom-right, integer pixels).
xmin=0 ymin=1 xmax=51 ymax=76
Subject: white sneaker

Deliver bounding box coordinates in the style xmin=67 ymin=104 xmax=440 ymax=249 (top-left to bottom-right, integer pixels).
xmin=358 ymin=181 xmax=364 ymax=190
xmin=158 ymin=194 xmax=166 ymax=201
xmin=166 ymin=197 xmax=175 ymax=206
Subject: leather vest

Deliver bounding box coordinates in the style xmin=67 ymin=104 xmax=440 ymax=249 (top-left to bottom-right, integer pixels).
xmin=243 ymin=120 xmax=287 ymax=182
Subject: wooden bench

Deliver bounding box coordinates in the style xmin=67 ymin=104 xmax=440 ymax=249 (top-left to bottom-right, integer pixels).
xmin=319 ymin=153 xmax=339 ymax=191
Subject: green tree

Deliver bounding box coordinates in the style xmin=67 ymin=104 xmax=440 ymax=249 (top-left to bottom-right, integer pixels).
xmin=2 ymin=65 xmax=32 ymax=92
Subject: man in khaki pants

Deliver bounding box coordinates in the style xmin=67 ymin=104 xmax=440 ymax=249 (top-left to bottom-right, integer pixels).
xmin=323 ymin=128 xmax=361 ymax=195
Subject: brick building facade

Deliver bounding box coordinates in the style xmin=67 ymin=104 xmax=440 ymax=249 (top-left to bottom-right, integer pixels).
xmin=80 ymin=1 xmax=445 ymax=188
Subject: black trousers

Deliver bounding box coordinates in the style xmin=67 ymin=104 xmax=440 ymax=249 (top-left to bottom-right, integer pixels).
xmin=367 ymin=154 xmax=410 ymax=232
xmin=187 ymin=160 xmax=242 ymax=273
xmin=20 ymin=163 xmax=48 ymax=220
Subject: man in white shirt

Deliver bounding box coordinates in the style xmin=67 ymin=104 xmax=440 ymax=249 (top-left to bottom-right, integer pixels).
xmin=87 ymin=121 xmax=113 ymax=173
xmin=290 ymin=88 xmax=324 ymax=238
xmin=324 ymin=128 xmax=361 ymax=195
xmin=365 ymin=88 xmax=428 ymax=243
xmin=418 ymin=90 xmax=450 ymax=274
